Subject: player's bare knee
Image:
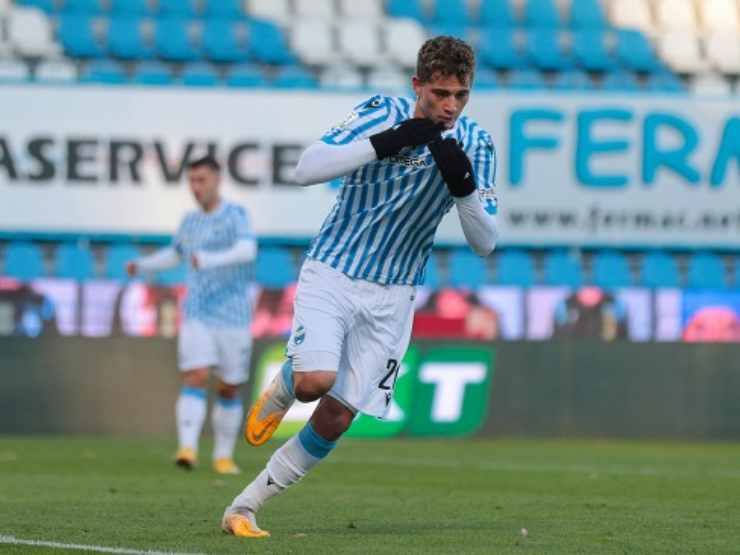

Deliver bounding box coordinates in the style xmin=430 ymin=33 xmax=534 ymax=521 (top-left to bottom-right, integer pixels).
xmin=182 ymin=368 xmax=208 ymax=388
xmin=312 ymin=397 xmax=354 ymax=440
xmin=293 ymin=371 xmax=335 ymax=402
xmin=216 ymin=381 xmax=239 ymax=399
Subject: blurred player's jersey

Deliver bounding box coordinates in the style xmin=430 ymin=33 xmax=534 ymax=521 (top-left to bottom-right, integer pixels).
xmin=174 ymin=201 xmax=254 ymax=327
xmin=307 ymin=94 xmax=497 ymax=286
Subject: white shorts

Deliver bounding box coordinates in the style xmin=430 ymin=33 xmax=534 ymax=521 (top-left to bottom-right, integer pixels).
xmin=178 ymin=319 xmax=252 ymax=385
xmin=286 ymin=258 xmax=416 ymax=418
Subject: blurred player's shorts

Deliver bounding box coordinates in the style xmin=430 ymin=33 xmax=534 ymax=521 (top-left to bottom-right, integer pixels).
xmin=178 ymin=319 xmax=252 ymax=384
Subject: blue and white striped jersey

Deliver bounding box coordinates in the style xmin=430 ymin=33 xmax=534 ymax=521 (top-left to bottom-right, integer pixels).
xmin=307 ymin=94 xmax=497 ymax=286
xmin=174 ymin=201 xmax=254 ymax=328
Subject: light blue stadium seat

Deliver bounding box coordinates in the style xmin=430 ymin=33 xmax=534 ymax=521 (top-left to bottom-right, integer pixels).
xmin=202 ymin=18 xmax=248 ymax=63
xmin=449 ymin=250 xmax=488 ymax=289
xmin=428 ymin=23 xmax=472 ymax=42
xmin=573 ymin=30 xmax=615 ymax=72
xmin=527 ymin=29 xmax=572 ymax=71
xmin=387 ymin=0 xmax=426 ymax=21
xmin=132 ymin=60 xmax=174 ymax=85
xmin=155 ymin=263 xmax=186 ymax=286
xmin=645 ymin=71 xmax=686 ymax=93
xmin=158 ymin=0 xmax=199 ymax=17
xmin=592 ymin=250 xmax=632 ymax=288
xmin=154 ymin=17 xmax=201 ymax=62
xmin=475 ymin=69 xmax=500 ymax=89
xmin=225 ymin=64 xmax=268 ymax=87
xmin=543 ymin=250 xmax=582 ymax=287
xmin=256 ymin=248 xmax=295 ymax=288
xmin=524 ymin=0 xmax=561 ymax=27
xmin=248 ymin=19 xmax=294 ymax=65
xmin=570 ymin=0 xmax=606 ymax=28
xmin=616 ymin=29 xmax=661 ymax=73
xmin=641 ymin=251 xmax=680 ymax=288
xmin=203 ymin=0 xmax=245 ymax=18
xmin=105 ymin=244 xmax=140 ymax=280
xmin=552 ymin=69 xmax=595 ymax=91
xmin=507 ymin=69 xmax=545 ymax=90
xmin=479 ymin=0 xmax=516 ymax=26
xmin=496 ymin=249 xmax=535 ymax=287
xmin=181 ymin=62 xmax=220 ymax=86
xmin=109 ymin=0 xmax=154 ymax=16
xmin=58 ymin=15 xmax=106 ymax=58
xmin=432 ymin=0 xmax=472 ymax=25
xmin=108 ymin=16 xmax=154 ymax=60
xmin=81 ymin=59 xmax=128 ymax=83
xmin=272 ymin=66 xmax=318 ymax=89
xmin=422 ymin=254 xmax=441 ymax=289
xmin=5 ymin=242 xmax=46 ymax=281
xmin=601 ymin=69 xmax=641 ymax=91
xmin=16 ymin=0 xmax=57 ymax=12
xmin=478 ymin=27 xmax=527 ymax=70
xmin=56 ymin=243 xmax=95 ymax=280
xmin=687 ymin=252 xmax=727 ymax=289
xmin=62 ymin=0 xmax=106 ymax=14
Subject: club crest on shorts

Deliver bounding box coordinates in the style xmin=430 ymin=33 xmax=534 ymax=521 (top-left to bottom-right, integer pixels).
xmin=293 ymin=325 xmax=306 ymax=345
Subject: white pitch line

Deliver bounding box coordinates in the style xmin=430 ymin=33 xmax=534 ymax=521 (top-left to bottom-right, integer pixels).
xmin=0 ymin=535 xmax=204 ymax=555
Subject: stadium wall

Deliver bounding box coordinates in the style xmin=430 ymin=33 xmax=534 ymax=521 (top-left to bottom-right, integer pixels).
xmin=3 ymin=337 xmax=740 ymax=439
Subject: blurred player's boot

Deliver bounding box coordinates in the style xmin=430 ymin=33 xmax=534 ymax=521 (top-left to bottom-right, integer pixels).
xmin=214 ymin=458 xmax=241 ymax=475
xmin=244 ymin=362 xmax=295 ymax=446
xmin=221 ymin=510 xmax=270 ymax=538
xmin=174 ymin=447 xmax=197 ymax=470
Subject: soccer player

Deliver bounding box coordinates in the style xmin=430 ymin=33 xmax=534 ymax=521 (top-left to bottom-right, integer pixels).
xmin=222 ymin=36 xmax=498 ymax=537
xmin=126 ymin=155 xmax=257 ymax=475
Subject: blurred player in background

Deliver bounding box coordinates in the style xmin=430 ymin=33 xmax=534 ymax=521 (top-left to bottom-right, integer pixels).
xmin=126 ymin=155 xmax=257 ymax=475
xmin=222 ymin=36 xmax=498 ymax=538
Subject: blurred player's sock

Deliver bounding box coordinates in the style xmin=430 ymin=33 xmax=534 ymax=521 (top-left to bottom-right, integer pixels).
xmin=176 ymin=387 xmax=207 ymax=456
xmin=228 ymin=422 xmax=335 ymax=514
xmin=244 ymin=359 xmax=295 ymax=446
xmin=212 ymin=396 xmax=243 ymax=473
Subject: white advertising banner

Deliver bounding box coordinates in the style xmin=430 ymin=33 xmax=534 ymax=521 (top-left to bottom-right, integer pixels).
xmin=0 ymin=86 xmax=738 ymax=246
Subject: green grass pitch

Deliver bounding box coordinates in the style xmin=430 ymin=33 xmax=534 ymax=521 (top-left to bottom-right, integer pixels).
xmin=1 ymin=437 xmax=740 ymax=554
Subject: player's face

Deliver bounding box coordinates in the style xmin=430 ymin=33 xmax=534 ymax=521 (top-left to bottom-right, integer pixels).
xmin=188 ymin=165 xmax=220 ymax=210
xmin=412 ymin=72 xmax=471 ymax=129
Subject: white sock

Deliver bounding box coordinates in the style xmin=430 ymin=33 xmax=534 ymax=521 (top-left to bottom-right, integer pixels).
xmin=212 ymin=396 xmax=243 ymax=461
xmin=227 ymin=423 xmax=336 ymax=514
xmin=176 ymin=387 xmax=207 ymax=453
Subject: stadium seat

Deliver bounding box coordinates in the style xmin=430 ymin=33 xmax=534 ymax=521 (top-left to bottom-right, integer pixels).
xmin=272 ymin=65 xmax=318 ymax=89
xmin=338 ymin=0 xmax=383 ymax=20
xmin=572 ymin=29 xmax=616 ymax=72
xmin=616 ymin=29 xmax=662 ymax=73
xmin=385 ymin=19 xmax=426 ymax=68
xmin=474 ymin=68 xmax=500 ymax=89
xmin=181 ymin=61 xmax=220 ymax=86
xmin=524 ymin=0 xmax=561 ymax=27
xmin=107 ymin=16 xmax=154 ymax=60
xmin=58 ymin=15 xmax=106 ymax=58
xmin=699 ymin=0 xmax=740 ymax=33
xmin=338 ymin=21 xmax=384 ymax=68
xmin=507 ymin=68 xmax=545 ymax=89
xmin=246 ymin=0 xmax=291 ymax=25
xmin=0 ymin=59 xmax=31 ymax=82
xmin=601 ymin=69 xmax=641 ymax=91
xmin=431 ymin=0 xmax=473 ymax=25
xmin=705 ymin=35 xmax=740 ymax=75
xmin=35 ymin=59 xmax=77 ymax=82
xmin=496 ymin=250 xmax=535 ymax=287
xmin=109 ymin=0 xmax=154 ymax=16
xmin=423 ymin=253 xmax=441 ymax=289
xmin=154 ymin=17 xmax=200 ymax=62
xmin=158 ymin=0 xmax=199 ymax=17
xmin=62 ymin=0 xmax=105 ymax=14
xmin=56 ymin=243 xmax=95 ymax=280
xmin=290 ymin=19 xmax=338 ymax=67
xmin=691 ymin=72 xmax=732 ymax=95
xmin=387 ymin=0 xmax=426 ymax=21
xmin=104 ymin=243 xmax=139 ymax=280
xmin=7 ymin=7 xmax=62 ymax=58
xmin=202 ymin=0 xmax=245 ymax=19
xmin=570 ymin=0 xmax=606 ymax=28
xmin=687 ymin=252 xmax=727 ymax=289
xmin=526 ymin=29 xmax=572 ymax=71
xmin=641 ymin=251 xmax=680 ymax=288
xmin=294 ymin=0 xmax=335 ymax=20
xmin=427 ymin=22 xmax=472 ymax=42
xmin=543 ymin=250 xmax=582 ymax=288
xmin=478 ymin=0 xmax=516 ymax=26
xmin=449 ymin=249 xmax=488 ymax=289
xmin=552 ymin=69 xmax=595 ymax=91
xmin=255 ymin=248 xmax=295 ymax=288
xmin=132 ymin=60 xmax=173 ymax=84
xmin=4 ymin=242 xmax=46 ymax=281
xmin=320 ymin=64 xmax=364 ymax=91
xmin=202 ymin=18 xmax=248 ymax=63
xmin=247 ymin=19 xmax=294 ymax=65
xmin=654 ymin=0 xmax=698 ymax=32
xmin=645 ymin=70 xmax=686 ymax=93
xmin=592 ymin=250 xmax=633 ymax=288
xmin=15 ymin=0 xmax=56 ymax=12
xmin=225 ymin=63 xmax=268 ymax=87
xmin=478 ymin=27 xmax=528 ymax=70
xmin=81 ymin=59 xmax=128 ymax=83
xmin=609 ymin=0 xmax=654 ymax=34
xmin=366 ymin=67 xmax=408 ymax=93
xmin=659 ymin=32 xmax=707 ymax=74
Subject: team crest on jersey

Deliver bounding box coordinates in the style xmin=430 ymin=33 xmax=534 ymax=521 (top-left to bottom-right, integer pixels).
xmin=365 ymin=97 xmax=383 ymax=109
xmin=293 ymin=325 xmax=306 ymax=345
xmin=388 ymin=154 xmax=427 ymax=168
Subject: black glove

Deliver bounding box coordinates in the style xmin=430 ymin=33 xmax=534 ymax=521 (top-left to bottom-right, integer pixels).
xmin=369 ymin=118 xmax=443 ymax=159
xmin=428 ymin=138 xmax=476 ymax=197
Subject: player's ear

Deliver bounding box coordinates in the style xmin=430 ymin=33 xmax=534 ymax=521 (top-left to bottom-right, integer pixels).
xmin=411 ymin=75 xmax=423 ymax=98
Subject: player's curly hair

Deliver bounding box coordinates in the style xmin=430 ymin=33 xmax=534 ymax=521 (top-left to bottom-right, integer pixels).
xmin=416 ymin=36 xmax=475 ymax=84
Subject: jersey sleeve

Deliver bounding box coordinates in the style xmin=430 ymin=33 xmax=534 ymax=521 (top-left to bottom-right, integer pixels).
xmin=320 ymin=94 xmax=393 ymax=146
xmin=471 ymin=128 xmax=498 ymax=216
xmin=230 ymin=205 xmax=254 ymax=240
